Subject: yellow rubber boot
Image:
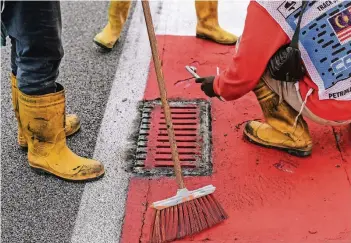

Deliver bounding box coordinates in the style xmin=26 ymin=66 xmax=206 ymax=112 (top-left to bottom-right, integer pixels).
xmin=94 ymin=0 xmax=131 ymax=50
xmin=195 ymin=0 xmax=238 ymax=45
xmin=11 ymin=74 xmax=80 ymax=148
xmin=10 ymin=73 xmax=27 ymax=147
xmin=18 ymin=84 xmax=105 ymax=181
xmin=243 ymin=80 xmax=313 ymax=157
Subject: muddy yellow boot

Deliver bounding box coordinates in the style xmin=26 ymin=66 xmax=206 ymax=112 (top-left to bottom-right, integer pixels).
xmin=11 ymin=74 xmax=80 ymax=148
xmin=243 ymin=80 xmax=313 ymax=157
xmin=94 ymin=0 xmax=131 ymax=50
xmin=18 ymin=84 xmax=105 ymax=181
xmin=195 ymin=0 xmax=238 ymax=45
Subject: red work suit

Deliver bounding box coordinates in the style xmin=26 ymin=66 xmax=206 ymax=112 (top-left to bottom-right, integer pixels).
xmin=213 ymin=1 xmax=351 ymax=122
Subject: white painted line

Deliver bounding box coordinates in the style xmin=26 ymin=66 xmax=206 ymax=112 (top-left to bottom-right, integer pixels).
xmin=70 ymin=2 xmax=161 ymax=243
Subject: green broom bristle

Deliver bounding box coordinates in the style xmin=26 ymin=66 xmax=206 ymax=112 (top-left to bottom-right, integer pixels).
xmin=150 ymin=194 xmax=228 ymax=243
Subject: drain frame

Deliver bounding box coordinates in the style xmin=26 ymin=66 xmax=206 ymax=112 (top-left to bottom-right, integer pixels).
xmin=129 ymin=99 xmax=212 ymax=176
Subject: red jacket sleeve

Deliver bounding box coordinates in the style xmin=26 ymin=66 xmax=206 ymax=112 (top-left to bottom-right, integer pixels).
xmin=213 ymin=2 xmax=290 ymax=101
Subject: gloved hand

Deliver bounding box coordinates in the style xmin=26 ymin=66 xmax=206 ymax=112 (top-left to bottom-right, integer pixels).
xmin=195 ymin=76 xmax=217 ymax=98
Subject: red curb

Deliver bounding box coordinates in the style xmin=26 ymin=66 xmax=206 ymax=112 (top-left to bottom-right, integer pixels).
xmin=121 ymin=36 xmax=351 ymax=243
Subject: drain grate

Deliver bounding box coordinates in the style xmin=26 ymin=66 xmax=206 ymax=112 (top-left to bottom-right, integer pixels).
xmin=131 ymin=100 xmax=212 ymax=176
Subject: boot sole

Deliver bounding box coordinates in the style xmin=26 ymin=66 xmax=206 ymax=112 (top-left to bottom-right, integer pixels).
xmin=243 ymin=129 xmax=312 ymax=157
xmin=30 ymin=165 xmax=105 ymax=182
xmin=93 ymin=39 xmax=115 ymax=51
xmin=18 ymin=124 xmax=81 ymax=149
xmin=196 ymin=34 xmax=237 ymax=45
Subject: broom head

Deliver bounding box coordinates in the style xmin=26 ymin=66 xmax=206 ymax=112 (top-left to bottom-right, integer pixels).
xmin=150 ymin=185 xmax=228 ymax=243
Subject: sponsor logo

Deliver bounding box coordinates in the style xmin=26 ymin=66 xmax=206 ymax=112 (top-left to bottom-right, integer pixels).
xmin=277 ymin=1 xmax=302 ymax=19
xmin=330 ymin=54 xmax=351 ymax=74
xmin=329 ymin=85 xmax=351 ymax=99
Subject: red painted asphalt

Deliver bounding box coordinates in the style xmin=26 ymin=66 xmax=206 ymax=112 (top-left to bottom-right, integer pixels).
xmin=121 ymin=36 xmax=351 ymax=243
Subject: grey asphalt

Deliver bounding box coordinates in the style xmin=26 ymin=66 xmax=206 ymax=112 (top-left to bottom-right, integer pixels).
xmin=1 ymin=2 xmax=136 ymax=242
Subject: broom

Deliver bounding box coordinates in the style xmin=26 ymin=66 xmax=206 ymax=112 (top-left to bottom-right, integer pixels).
xmin=141 ymin=1 xmax=228 ymax=242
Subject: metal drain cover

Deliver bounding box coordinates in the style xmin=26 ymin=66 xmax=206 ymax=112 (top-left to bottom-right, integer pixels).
xmin=131 ymin=100 xmax=212 ymax=176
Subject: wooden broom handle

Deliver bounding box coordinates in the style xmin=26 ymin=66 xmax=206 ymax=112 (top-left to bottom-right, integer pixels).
xmin=142 ymin=0 xmax=185 ymax=189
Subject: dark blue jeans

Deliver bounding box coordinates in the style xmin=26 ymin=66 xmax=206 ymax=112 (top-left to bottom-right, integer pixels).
xmin=1 ymin=1 xmax=63 ymax=95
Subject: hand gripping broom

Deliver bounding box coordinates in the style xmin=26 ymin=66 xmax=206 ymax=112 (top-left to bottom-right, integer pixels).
xmin=141 ymin=1 xmax=228 ymax=243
